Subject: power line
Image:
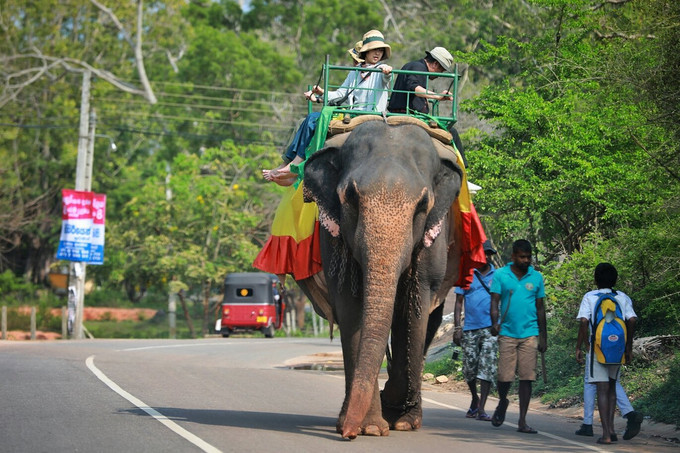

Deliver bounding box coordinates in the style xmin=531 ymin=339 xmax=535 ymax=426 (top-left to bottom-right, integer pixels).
xmin=154 ymin=90 xmax=293 ymax=105
xmin=96 ymin=109 xmax=295 ymax=130
xmin=0 ymin=121 xmax=75 ymax=131
xmin=105 ymin=125 xmax=285 ymax=146
xmin=148 ymin=80 xmax=297 ymax=96
xmin=0 ymin=121 xmax=291 ymax=147
xmin=97 ymin=96 xmax=309 ymax=117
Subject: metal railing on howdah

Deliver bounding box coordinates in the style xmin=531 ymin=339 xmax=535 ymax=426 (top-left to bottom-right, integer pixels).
xmin=308 ymin=54 xmax=459 ymax=129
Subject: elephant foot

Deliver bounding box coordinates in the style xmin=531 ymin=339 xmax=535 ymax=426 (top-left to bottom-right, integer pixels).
xmin=392 ymin=413 xmax=422 ymax=431
xmin=382 ymin=403 xmax=423 ymax=431
xmin=336 ymin=414 xmax=389 ymax=439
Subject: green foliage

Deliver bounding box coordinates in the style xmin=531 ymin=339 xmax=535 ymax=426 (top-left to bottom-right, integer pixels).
xmin=243 ymin=0 xmax=383 ymax=72
xmin=90 ymin=139 xmax=279 ymax=303
xmin=83 ymin=318 xmax=196 ymax=339
xmin=534 ymin=329 xmax=583 ymax=403
xmin=85 ymin=288 xmax=136 ymax=308
xmin=0 ymin=270 xmax=32 ymax=303
xmin=0 ymin=271 xmax=63 ymax=311
xmin=424 ymin=357 xmax=461 ymax=380
xmin=450 ymin=0 xmax=679 ymax=425
xmin=3 ymin=307 xmax=29 ymax=331
xmin=1 ymin=297 xmax=59 ymax=332
xmin=628 ymin=353 xmax=680 ymax=427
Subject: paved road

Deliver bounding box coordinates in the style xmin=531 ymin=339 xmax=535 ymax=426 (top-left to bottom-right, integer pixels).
xmin=0 ymin=338 xmax=675 ymax=452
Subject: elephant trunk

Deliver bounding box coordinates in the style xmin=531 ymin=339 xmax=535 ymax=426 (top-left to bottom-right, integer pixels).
xmin=342 ymin=190 xmax=414 ymax=438
xmin=342 ymin=285 xmax=395 ymax=438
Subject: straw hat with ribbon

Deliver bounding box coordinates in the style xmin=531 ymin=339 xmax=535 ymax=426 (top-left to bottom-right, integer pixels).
xmin=358 ymin=30 xmax=391 ymax=60
xmin=347 ymin=41 xmax=364 ymax=64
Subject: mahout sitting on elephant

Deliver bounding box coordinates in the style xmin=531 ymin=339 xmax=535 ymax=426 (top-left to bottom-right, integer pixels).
xmin=300 ymin=119 xmax=471 ymax=439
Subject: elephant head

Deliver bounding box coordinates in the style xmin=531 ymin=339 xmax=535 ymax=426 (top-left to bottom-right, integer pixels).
xmin=303 ymin=120 xmax=462 ymax=438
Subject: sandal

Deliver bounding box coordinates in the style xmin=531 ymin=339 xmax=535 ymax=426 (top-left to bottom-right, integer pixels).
xmin=596 ymin=438 xmax=612 ymax=445
xmin=476 ymin=413 xmax=492 ymax=421
xmin=517 ymin=425 xmax=538 ymax=434
xmin=465 ymin=408 xmax=478 ymax=419
xmin=491 ymin=398 xmax=509 ymax=427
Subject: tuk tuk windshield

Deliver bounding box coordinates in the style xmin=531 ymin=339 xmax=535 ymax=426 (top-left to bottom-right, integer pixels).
xmin=222 ymin=272 xmax=279 ymax=305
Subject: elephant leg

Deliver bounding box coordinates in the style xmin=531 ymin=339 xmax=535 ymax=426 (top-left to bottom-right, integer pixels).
xmin=337 ymin=371 xmax=388 ymax=436
xmin=381 ymin=292 xmax=430 ymax=431
xmin=335 ymin=324 xmax=359 ymax=434
xmin=333 ymin=287 xmax=389 ymax=437
xmin=424 ymin=302 xmax=445 ymax=353
xmin=362 ymin=377 xmax=390 ymax=436
xmin=295 ymin=272 xmax=333 ymax=325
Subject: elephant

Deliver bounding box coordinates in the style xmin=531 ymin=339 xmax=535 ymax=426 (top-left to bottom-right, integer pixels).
xmin=299 ymin=119 xmax=464 ymax=439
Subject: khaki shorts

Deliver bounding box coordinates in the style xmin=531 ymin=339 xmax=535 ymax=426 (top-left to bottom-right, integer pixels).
xmin=587 ymin=353 xmax=621 ymax=382
xmin=497 ymin=335 xmax=537 ymax=382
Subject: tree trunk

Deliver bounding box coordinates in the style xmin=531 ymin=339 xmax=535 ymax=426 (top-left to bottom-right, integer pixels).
xmin=177 ymin=290 xmax=195 ymax=339
xmin=201 ymin=280 xmax=211 ymax=337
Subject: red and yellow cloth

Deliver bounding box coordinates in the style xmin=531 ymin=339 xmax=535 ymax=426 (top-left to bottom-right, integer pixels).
xmin=448 ymin=143 xmax=487 ymax=290
xmin=253 ymin=183 xmax=322 ymax=280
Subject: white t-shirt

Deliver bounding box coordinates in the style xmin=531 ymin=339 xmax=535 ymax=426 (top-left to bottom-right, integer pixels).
xmin=576 ymin=288 xmax=637 ymax=332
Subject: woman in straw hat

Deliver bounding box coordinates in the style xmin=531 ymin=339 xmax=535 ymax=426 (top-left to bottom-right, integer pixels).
xmin=255 ymin=39 xmax=374 ymax=283
xmin=307 ymin=29 xmax=393 ymax=113
xmin=263 ymin=38 xmax=369 ymax=186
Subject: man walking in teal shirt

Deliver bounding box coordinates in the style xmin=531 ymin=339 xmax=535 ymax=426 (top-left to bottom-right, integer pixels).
xmin=489 ymin=239 xmax=548 ymax=434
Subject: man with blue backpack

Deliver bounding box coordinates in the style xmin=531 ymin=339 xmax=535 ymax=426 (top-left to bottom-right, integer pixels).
xmin=574 ymin=353 xmax=643 ymax=440
xmin=575 ymin=263 xmax=638 ymax=445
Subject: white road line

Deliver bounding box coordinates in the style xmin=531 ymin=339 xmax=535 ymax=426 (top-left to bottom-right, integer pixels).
xmin=120 ymin=342 xmax=229 ymax=352
xmin=422 ymin=396 xmax=467 ymax=413
xmin=423 ymin=396 xmax=604 ymax=452
xmin=120 ymin=338 xmax=325 ymax=352
xmin=86 ymin=355 xmax=222 ymax=453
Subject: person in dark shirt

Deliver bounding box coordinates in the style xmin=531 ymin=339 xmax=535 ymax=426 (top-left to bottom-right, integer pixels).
xmin=387 ymin=46 xmax=454 ymax=114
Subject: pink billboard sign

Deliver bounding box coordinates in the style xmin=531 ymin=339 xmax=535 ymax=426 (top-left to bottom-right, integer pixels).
xmin=56 ymin=189 xmax=106 ymax=264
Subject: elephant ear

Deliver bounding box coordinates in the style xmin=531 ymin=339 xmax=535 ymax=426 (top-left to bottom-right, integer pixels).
xmin=423 ymin=159 xmax=463 ymax=247
xmin=302 ymin=146 xmax=343 ymax=237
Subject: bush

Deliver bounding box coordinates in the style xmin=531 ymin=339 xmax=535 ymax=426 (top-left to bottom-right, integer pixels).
xmin=424 ymin=356 xmax=463 ymax=381
xmin=2 ymin=300 xmax=63 ymax=334
xmin=634 ymin=353 xmax=680 ymax=428
xmin=5 ymin=307 xmax=30 ymax=330
xmin=0 ymin=270 xmax=38 ymax=306
xmin=84 ymin=316 xmax=204 ymax=339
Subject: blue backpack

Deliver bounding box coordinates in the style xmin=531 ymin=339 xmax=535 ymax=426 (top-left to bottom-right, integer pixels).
xmin=590 ymin=291 xmax=627 ymax=369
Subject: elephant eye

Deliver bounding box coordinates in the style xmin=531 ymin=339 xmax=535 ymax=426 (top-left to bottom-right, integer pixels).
xmin=343 ymin=181 xmax=360 ymax=207
xmin=415 ymin=191 xmax=430 ymax=214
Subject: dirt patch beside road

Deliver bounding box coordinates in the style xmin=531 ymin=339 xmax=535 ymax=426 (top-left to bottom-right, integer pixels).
xmin=3 ymin=307 xmax=157 ymax=341
xmin=74 ymin=307 xmax=157 ymax=321
xmin=3 ymin=330 xmax=62 ymax=341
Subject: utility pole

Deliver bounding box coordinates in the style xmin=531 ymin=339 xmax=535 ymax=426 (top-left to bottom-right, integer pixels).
xmin=69 ymin=70 xmax=91 ymax=340
xmin=85 ymin=109 xmax=96 ymax=193
xmin=166 ymin=163 xmax=177 ymax=339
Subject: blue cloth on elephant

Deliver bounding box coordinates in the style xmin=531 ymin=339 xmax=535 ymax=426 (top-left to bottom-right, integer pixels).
xmin=284 ymin=112 xmax=322 ymax=162
xmin=290 ymin=106 xmax=336 ymax=186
